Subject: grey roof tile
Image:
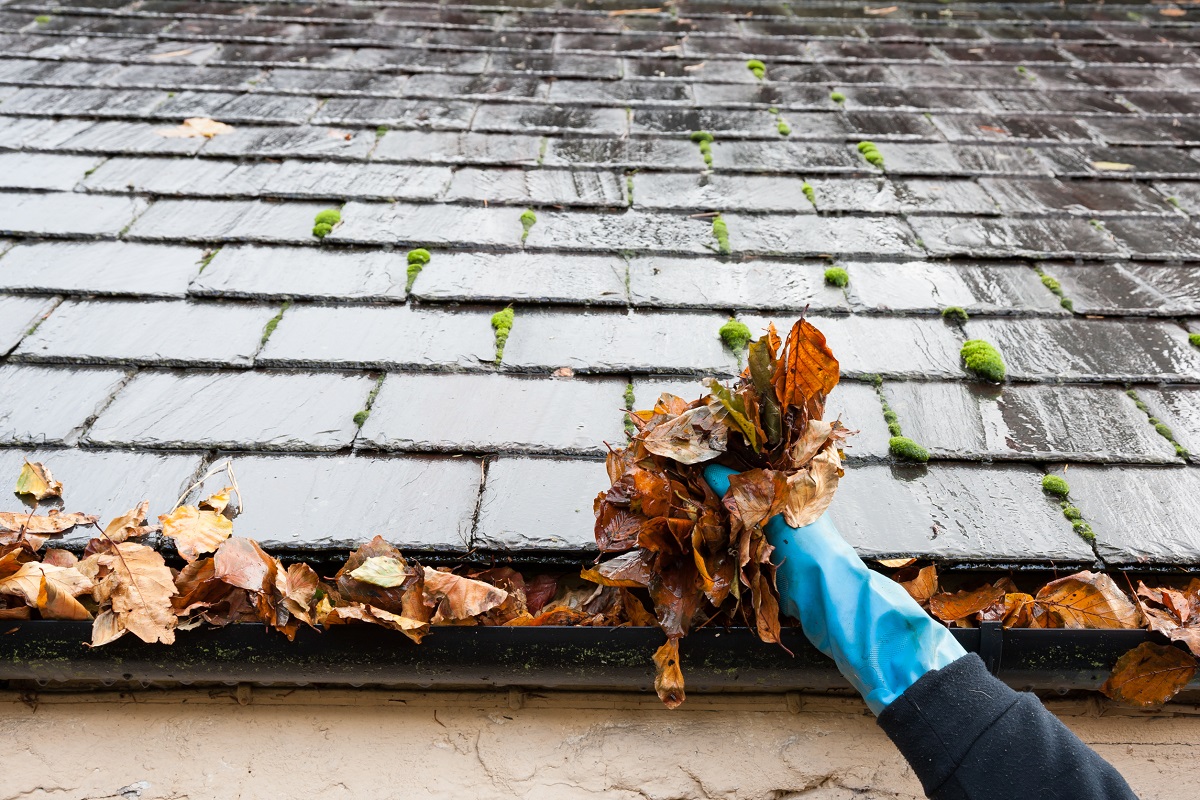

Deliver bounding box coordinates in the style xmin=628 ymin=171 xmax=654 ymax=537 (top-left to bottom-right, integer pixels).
xmin=628 ymin=256 xmax=847 ymax=312
xmin=127 ymin=199 xmax=328 ymax=243
xmin=411 ymin=251 xmax=627 ymax=305
xmin=524 ymin=210 xmax=716 ymax=255
xmin=82 ymin=156 xmax=278 ymax=197
xmin=330 ymin=201 xmax=526 ymax=247
xmin=0 ymin=365 xmax=127 ymax=445
xmin=87 ymin=370 xmax=372 ymax=450
xmin=1138 ymin=389 xmax=1200 ymax=459
xmin=910 ymin=216 xmax=1124 ymax=259
xmin=0 ymin=295 xmax=59 ymax=354
xmin=0 ymin=191 xmax=146 ymax=237
xmin=445 ymin=167 xmax=625 ymax=207
xmin=726 ymin=214 xmax=921 ymax=257
xmin=1037 ymin=262 xmax=1172 ymax=315
xmin=844 ymin=260 xmax=1064 ymax=315
xmin=372 ymin=131 xmax=541 ymax=166
xmin=189 ymin=245 xmax=407 ymax=301
xmin=474 ymin=456 xmax=607 ymax=550
xmin=632 ymin=172 xmax=813 ymax=213
xmin=0 ymin=152 xmax=103 ymax=191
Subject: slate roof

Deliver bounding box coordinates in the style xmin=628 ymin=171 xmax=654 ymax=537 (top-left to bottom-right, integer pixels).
xmin=1 ymin=0 xmax=1199 ymax=571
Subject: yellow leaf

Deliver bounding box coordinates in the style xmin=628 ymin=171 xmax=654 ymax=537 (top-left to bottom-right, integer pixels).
xmin=160 ymin=505 xmax=233 ymax=562
xmin=156 ymin=117 xmax=234 ymax=139
xmin=15 ymin=461 xmax=61 ymax=500
xmin=102 ymin=501 xmax=153 ymax=544
xmin=349 ymin=556 xmax=411 ymax=588
xmin=1035 ymin=571 xmax=1141 ymax=629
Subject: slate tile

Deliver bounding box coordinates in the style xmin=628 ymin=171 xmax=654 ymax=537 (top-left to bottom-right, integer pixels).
xmin=406 ymin=73 xmax=546 ymax=101
xmin=474 ymin=456 xmax=608 ymax=551
xmin=844 ymin=260 xmax=1063 ymax=315
xmin=962 ymin=318 xmax=1200 ymax=382
xmin=261 ymin=160 xmax=452 ymax=201
xmin=984 ymin=89 xmax=1131 ymax=116
xmin=359 ymin=374 xmax=627 ymax=456
xmin=630 ymin=108 xmax=779 ymax=137
xmin=257 ymin=304 xmax=494 ymax=369
xmin=711 ymin=141 xmax=861 ymax=173
xmin=27 ymin=119 xmax=210 ymax=155
xmin=330 ymin=201 xmax=526 ymax=247
xmin=632 ymin=172 xmax=813 ymax=213
xmin=0 ymin=295 xmax=57 ymax=355
xmin=882 ymin=382 xmax=1177 ymax=464
xmin=187 ymin=453 xmax=482 ymax=552
xmin=200 ymin=125 xmax=375 ymax=159
xmin=842 ymin=110 xmax=941 ymax=140
xmin=981 ymin=177 xmax=1172 ymax=217
xmin=802 ymin=178 xmax=899 ymax=214
xmin=742 ymin=314 xmax=966 ymax=380
xmin=444 ymin=168 xmax=625 ymax=207
xmin=910 ymin=216 xmax=1123 ymax=259
xmin=500 ymin=309 xmax=740 ymax=375
xmin=411 ymin=251 xmax=626 ymax=305
xmin=523 ymin=210 xmax=715 ymax=255
xmin=1085 ymin=116 xmax=1200 ymax=147
xmin=0 ymin=87 xmax=167 ymax=117
xmin=87 ymin=370 xmax=371 ymax=450
xmin=0 ymin=364 xmax=127 ymax=446
xmin=1037 ymin=262 xmax=1170 ymax=315
xmin=0 ymin=241 xmax=203 ymax=297
xmin=1120 ymin=264 xmax=1200 ymax=313
xmin=189 ymin=245 xmax=407 ymax=301
xmin=827 ymin=463 xmax=1092 ymax=563
xmin=256 ymin=67 xmax=406 ymax=96
xmin=1153 ymin=181 xmax=1200 ymax=216
xmin=893 ymin=179 xmax=999 ymax=215
xmin=0 ymin=191 xmax=145 ymax=237
xmin=871 ymin=143 xmax=1049 ymax=177
xmin=0 ymin=152 xmax=102 ymax=190
xmin=104 ymin=64 xmax=261 ymax=92
xmin=726 ymin=214 xmax=920 ymax=257
xmin=488 ymin=52 xmax=621 ymax=79
xmin=472 ymin=103 xmax=627 ymax=136
xmin=154 ymin=91 xmax=320 ymax=124
xmin=1060 ymin=465 xmax=1200 ymax=565
xmin=930 ymin=113 xmax=1093 ymax=144
xmin=0 ymin=447 xmax=202 ymax=548
xmin=548 ymin=78 xmax=689 ymax=105
xmin=543 ymin=137 xmax=700 ymax=169
xmin=82 ymin=156 xmax=278 ymax=196
xmin=1106 ymin=218 xmax=1200 ymax=261
xmin=14 ymin=298 xmax=275 ymax=367
xmin=827 ymin=380 xmax=891 ymax=460
xmin=1036 ymin=146 xmax=1200 ymax=180
xmin=313 ymin=97 xmax=475 ymax=129
xmin=1139 ymin=389 xmax=1200 ymax=459
xmin=372 ymin=131 xmax=541 ymax=166
xmin=688 ymin=82 xmax=824 ymax=108
xmin=126 ymin=199 xmax=328 ymax=243
xmin=627 ymin=257 xmax=847 ymax=312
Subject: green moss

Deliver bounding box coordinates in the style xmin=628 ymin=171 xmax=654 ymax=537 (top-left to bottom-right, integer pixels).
xmin=34 ymin=14 xmax=51 ymax=23
xmin=889 ymin=436 xmax=929 ymax=463
xmin=960 ymin=339 xmax=1006 ymax=382
xmin=1072 ymin=520 xmax=1095 ymax=541
xmin=1015 ymin=65 xmax=1036 ymax=82
xmin=520 ymin=209 xmax=537 ymax=242
xmin=746 ymin=59 xmax=766 ymax=80
xmin=1061 ymin=504 xmax=1083 ymax=521
xmin=1128 ymin=387 xmax=1189 ymax=459
xmin=197 ymin=248 xmax=220 ymax=274
xmin=312 ymin=208 xmax=341 ymax=238
xmin=719 ymin=318 xmax=752 ymax=353
xmin=1040 ymin=274 xmax=1061 ymax=293
xmin=624 ymin=383 xmax=636 ymax=437
xmin=536 ymin=136 xmax=548 ymax=166
xmin=690 ymin=131 xmax=714 ymax=144
xmin=824 ymin=266 xmax=849 ymax=288
xmin=712 ymin=214 xmax=730 ymax=255
xmin=407 ymin=248 xmax=431 ymax=266
xmin=857 ymin=140 xmax=884 ymax=169
xmin=353 ymin=409 xmax=370 ymax=427
xmin=1041 ymin=474 xmax=1070 ymax=498
xmin=830 ymin=91 xmax=845 ymax=104
xmin=1060 ymin=297 xmax=1074 ymax=312
xmin=691 ymin=131 xmax=714 ymax=169
xmin=1189 ymin=333 xmax=1200 ymax=349
xmin=801 ymin=181 xmax=816 ymax=207
xmin=491 ymin=307 xmax=515 ymax=365
xmin=625 ymin=172 xmax=635 ymax=205
xmin=941 ymin=306 xmax=969 ymax=323
xmin=375 ymin=125 xmax=389 ymax=138
xmin=352 ymin=374 xmax=386 ymax=428
xmin=1167 ymin=196 xmax=1182 ymax=210
xmin=776 ymin=120 xmax=791 ymax=137
xmin=260 ymin=300 xmax=291 ymax=346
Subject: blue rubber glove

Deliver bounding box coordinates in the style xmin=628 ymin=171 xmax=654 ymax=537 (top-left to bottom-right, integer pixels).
xmin=704 ymin=464 xmax=967 ymax=715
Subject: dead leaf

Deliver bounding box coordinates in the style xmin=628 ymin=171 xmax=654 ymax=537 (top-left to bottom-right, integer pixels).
xmin=1091 ymin=161 xmax=1135 ymax=172
xmin=0 ymin=510 xmax=97 ymax=537
xmin=422 ymin=567 xmax=508 ymax=624
xmin=1160 ymin=7 xmax=1187 ymax=16
xmin=878 ymin=558 xmax=917 ymax=568
xmin=864 ymin=5 xmax=898 ymax=14
xmin=0 ymin=561 xmax=92 ymax=620
xmin=88 ymin=542 xmax=177 ymax=645
xmin=156 ymin=117 xmax=234 ymax=139
xmin=15 ymin=461 xmax=61 ymax=501
xmin=930 ymin=583 xmax=1005 ymax=622
xmin=161 ymin=504 xmax=233 ymax=562
xmin=781 ymin=447 xmax=841 ymax=528
xmin=350 ymin=556 xmax=411 ymax=588
xmin=213 ymin=537 xmax=276 ymax=593
xmin=1101 ymin=642 xmax=1196 ymax=707
xmin=641 ymin=404 xmax=728 ymax=464
xmin=581 ymin=549 xmax=652 ymax=588
xmin=1035 ymin=571 xmax=1141 ymax=629
xmin=653 ymin=637 xmax=686 ymax=708
xmin=608 ymin=6 xmax=661 ymax=14
xmin=102 ymin=501 xmax=154 ymax=544
xmin=898 ymin=565 xmax=938 ymax=605
xmin=771 ymin=318 xmax=840 ymax=418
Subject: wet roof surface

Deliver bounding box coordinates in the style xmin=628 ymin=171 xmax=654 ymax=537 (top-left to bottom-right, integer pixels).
xmin=0 ymin=0 xmax=1198 ymax=569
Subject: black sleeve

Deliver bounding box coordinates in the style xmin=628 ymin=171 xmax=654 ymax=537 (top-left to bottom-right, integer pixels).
xmin=876 ymin=653 xmax=1138 ymax=800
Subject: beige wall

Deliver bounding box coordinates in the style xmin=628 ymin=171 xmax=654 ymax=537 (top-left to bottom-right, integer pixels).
xmin=1 ymin=688 xmax=1197 ymax=799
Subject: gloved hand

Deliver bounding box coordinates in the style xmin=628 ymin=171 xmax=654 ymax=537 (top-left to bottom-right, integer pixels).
xmin=704 ymin=464 xmax=967 ymax=715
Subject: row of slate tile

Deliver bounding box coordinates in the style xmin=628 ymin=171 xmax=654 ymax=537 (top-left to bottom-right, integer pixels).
xmin=4 ymin=443 xmax=1199 ymax=565
xmin=4 ymin=298 xmax=1200 ymax=381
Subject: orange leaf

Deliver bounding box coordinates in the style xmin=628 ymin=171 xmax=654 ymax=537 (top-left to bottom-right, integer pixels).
xmin=930 ymin=584 xmax=1005 ymax=622
xmin=1101 ymin=642 xmax=1196 ymax=707
xmin=771 ymin=319 xmax=839 ymax=418
xmin=898 ymin=565 xmax=938 ymax=605
xmin=1035 ymin=571 xmax=1141 ymax=629
xmin=653 ymin=637 xmax=686 ymax=709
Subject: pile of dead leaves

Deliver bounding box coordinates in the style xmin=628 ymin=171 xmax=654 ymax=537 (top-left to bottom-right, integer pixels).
xmin=895 ymin=563 xmax=1200 ymax=707
xmin=592 ymin=316 xmax=849 ymax=707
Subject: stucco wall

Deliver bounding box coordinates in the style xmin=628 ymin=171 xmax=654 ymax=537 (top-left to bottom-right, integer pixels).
xmin=1 ymin=688 xmax=1196 ymax=799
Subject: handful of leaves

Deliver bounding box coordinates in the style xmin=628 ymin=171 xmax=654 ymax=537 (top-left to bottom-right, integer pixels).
xmin=591 ymin=317 xmax=849 ymax=707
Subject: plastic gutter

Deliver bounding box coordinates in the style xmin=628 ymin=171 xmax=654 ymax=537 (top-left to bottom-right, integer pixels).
xmin=1 ymin=622 xmax=1192 ymax=695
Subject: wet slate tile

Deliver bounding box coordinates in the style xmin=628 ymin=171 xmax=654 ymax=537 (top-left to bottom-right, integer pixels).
xmin=0 ymin=448 xmax=202 ymax=548
xmin=359 ymin=374 xmax=627 ymax=456
xmin=262 ymin=160 xmax=452 ymax=201
xmin=628 ymin=256 xmax=846 ymax=312
xmin=154 ymin=91 xmax=320 ymax=124
xmin=826 ymin=380 xmax=891 ymax=460
xmin=411 ymin=251 xmax=626 ymax=305
xmin=844 ymin=260 xmax=1063 ymax=315
xmin=82 ymin=156 xmax=278 ymax=196
xmin=103 ymin=64 xmax=261 ymax=92
xmin=742 ymin=314 xmax=966 ymax=380
xmin=0 ymin=191 xmax=145 ymax=237
xmin=523 ymin=210 xmax=714 ymax=255
xmin=331 ymin=201 xmax=526 ymax=247
xmin=500 ymin=309 xmax=739 ymax=375
xmin=474 ymin=456 xmax=608 ymax=551
xmin=0 ymin=295 xmax=57 ymax=354
xmin=930 ymin=113 xmax=1093 ymax=144
xmin=187 ymin=453 xmax=481 ymax=552
xmin=0 ymin=365 xmax=127 ymax=446
xmin=548 ymin=78 xmax=689 ymax=105
xmin=472 ymin=103 xmax=627 ymax=136
xmin=1120 ymin=264 xmax=1200 ymax=314
xmin=489 ymin=52 xmax=621 ymax=79
xmin=0 ymin=241 xmax=203 ymax=297
xmin=910 ymin=216 xmax=1123 ymax=259
xmin=872 ymin=143 xmax=1049 ymax=176
xmin=630 ymin=108 xmax=779 ymax=137
xmin=1085 ymin=116 xmax=1200 ymax=147
xmin=632 ymin=172 xmax=813 ymax=213
xmin=444 ymin=168 xmax=625 ymax=207
xmin=1153 ymin=181 xmax=1200 ymax=216
xmin=24 ymin=119 xmax=210 ymax=156
xmin=87 ymin=370 xmax=371 ymax=450
xmin=0 ymin=87 xmax=167 ymax=117
xmin=827 ymin=463 xmax=1092 ymax=563
xmin=407 ymin=73 xmax=546 ymax=101
xmin=882 ymin=382 xmax=1177 ymax=464
xmin=256 ymin=67 xmax=406 ymax=96
xmin=802 ymin=178 xmax=899 ymax=213
xmin=1106 ymin=218 xmax=1200 ymax=261
xmin=889 ymin=179 xmax=997 ymax=215
xmin=727 ymin=214 xmax=920 ymax=257
xmin=189 ymin=245 xmax=407 ymax=301
xmin=15 ymin=299 xmax=275 ymax=367
xmin=313 ymin=97 xmax=475 ymax=129
xmin=0 ymin=152 xmax=102 ymax=190
xmin=127 ymin=199 xmax=329 ymax=243
xmin=372 ymin=130 xmax=541 ymax=166
xmin=1139 ymin=389 xmax=1200 ymax=458
xmin=1060 ymin=465 xmax=1200 ymax=565
xmin=542 ymin=137 xmax=699 ymax=169
xmin=711 ymin=141 xmax=861 ymax=173
xmin=257 ymin=304 xmax=494 ymax=369
xmin=201 ymin=125 xmax=375 ymax=159
xmin=981 ymin=177 xmax=1172 ymax=217
xmin=962 ymin=318 xmax=1200 ymax=382
xmin=1037 ymin=262 xmax=1170 ymax=315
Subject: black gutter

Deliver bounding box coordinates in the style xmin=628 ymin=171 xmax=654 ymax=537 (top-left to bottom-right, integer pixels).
xmin=1 ymin=621 xmax=1192 ymax=694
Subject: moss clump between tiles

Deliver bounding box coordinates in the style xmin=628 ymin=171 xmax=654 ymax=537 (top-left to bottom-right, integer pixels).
xmin=961 ymin=339 xmax=1006 ymax=383
xmin=712 ymin=214 xmax=730 ymax=254
xmin=1041 ymin=474 xmax=1070 ymax=498
xmin=353 ymin=374 xmax=386 ymax=428
xmin=857 ymin=140 xmax=884 ymax=169
xmin=491 ymin=307 xmax=515 ymax=365
xmin=746 ymin=59 xmax=766 ymax=80
xmin=718 ymin=318 xmax=752 ymax=353
xmin=1127 ymin=388 xmax=1189 ymax=458
xmin=801 ymin=181 xmax=816 ymax=207
xmin=1035 ymin=266 xmax=1074 ymax=311
xmin=312 ymin=208 xmax=341 ymax=238
xmin=830 ymin=91 xmax=845 ymax=104
xmin=941 ymin=306 xmax=969 ymax=323
xmin=405 ymin=248 xmax=431 ymax=293
xmin=520 ymin=209 xmax=537 ymax=242
xmin=690 ymin=130 xmax=715 ymax=169
xmin=1041 ymin=474 xmax=1094 ymax=541
xmin=260 ymin=300 xmax=291 ymax=346
xmin=888 ymin=436 xmax=930 ymax=463
xmin=1189 ymin=333 xmax=1200 ymax=349
xmin=623 ymin=382 xmax=636 ymax=437
xmin=824 ymin=266 xmax=849 ymax=288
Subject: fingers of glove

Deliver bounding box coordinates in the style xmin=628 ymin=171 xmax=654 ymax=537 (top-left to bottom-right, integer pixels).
xmin=701 ymin=463 xmax=737 ymax=499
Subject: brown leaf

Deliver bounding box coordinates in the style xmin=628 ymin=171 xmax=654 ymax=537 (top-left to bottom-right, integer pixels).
xmin=641 ymin=404 xmax=728 ymax=464
xmin=1035 ymin=571 xmax=1141 ymax=629
xmin=653 ymin=637 xmax=686 ymax=709
xmin=156 ymin=117 xmax=234 ymax=138
xmin=581 ymin=550 xmax=653 ymax=588
xmin=422 ymin=567 xmax=508 ymax=624
xmin=41 ymin=549 xmax=77 ymax=568
xmin=771 ymin=318 xmax=839 ymax=418
xmin=322 ymin=603 xmax=429 ymax=643
xmin=15 ymin=461 xmax=61 ymax=501
xmin=213 ymin=537 xmax=276 ymax=593
xmin=722 ymin=469 xmax=788 ymax=539
xmin=898 ymin=565 xmax=938 ymax=605
xmin=930 ymin=583 xmax=1005 ymax=623
xmin=0 ymin=511 xmax=97 ymax=536
xmin=1101 ymin=642 xmax=1196 ymax=708
xmin=781 ymin=447 xmax=842 ymax=528
xmin=102 ymin=501 xmax=154 ymax=544
xmin=88 ymin=542 xmax=177 ymax=645
xmin=160 ymin=504 xmax=233 ymax=562
xmin=0 ymin=561 xmax=93 ymax=620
